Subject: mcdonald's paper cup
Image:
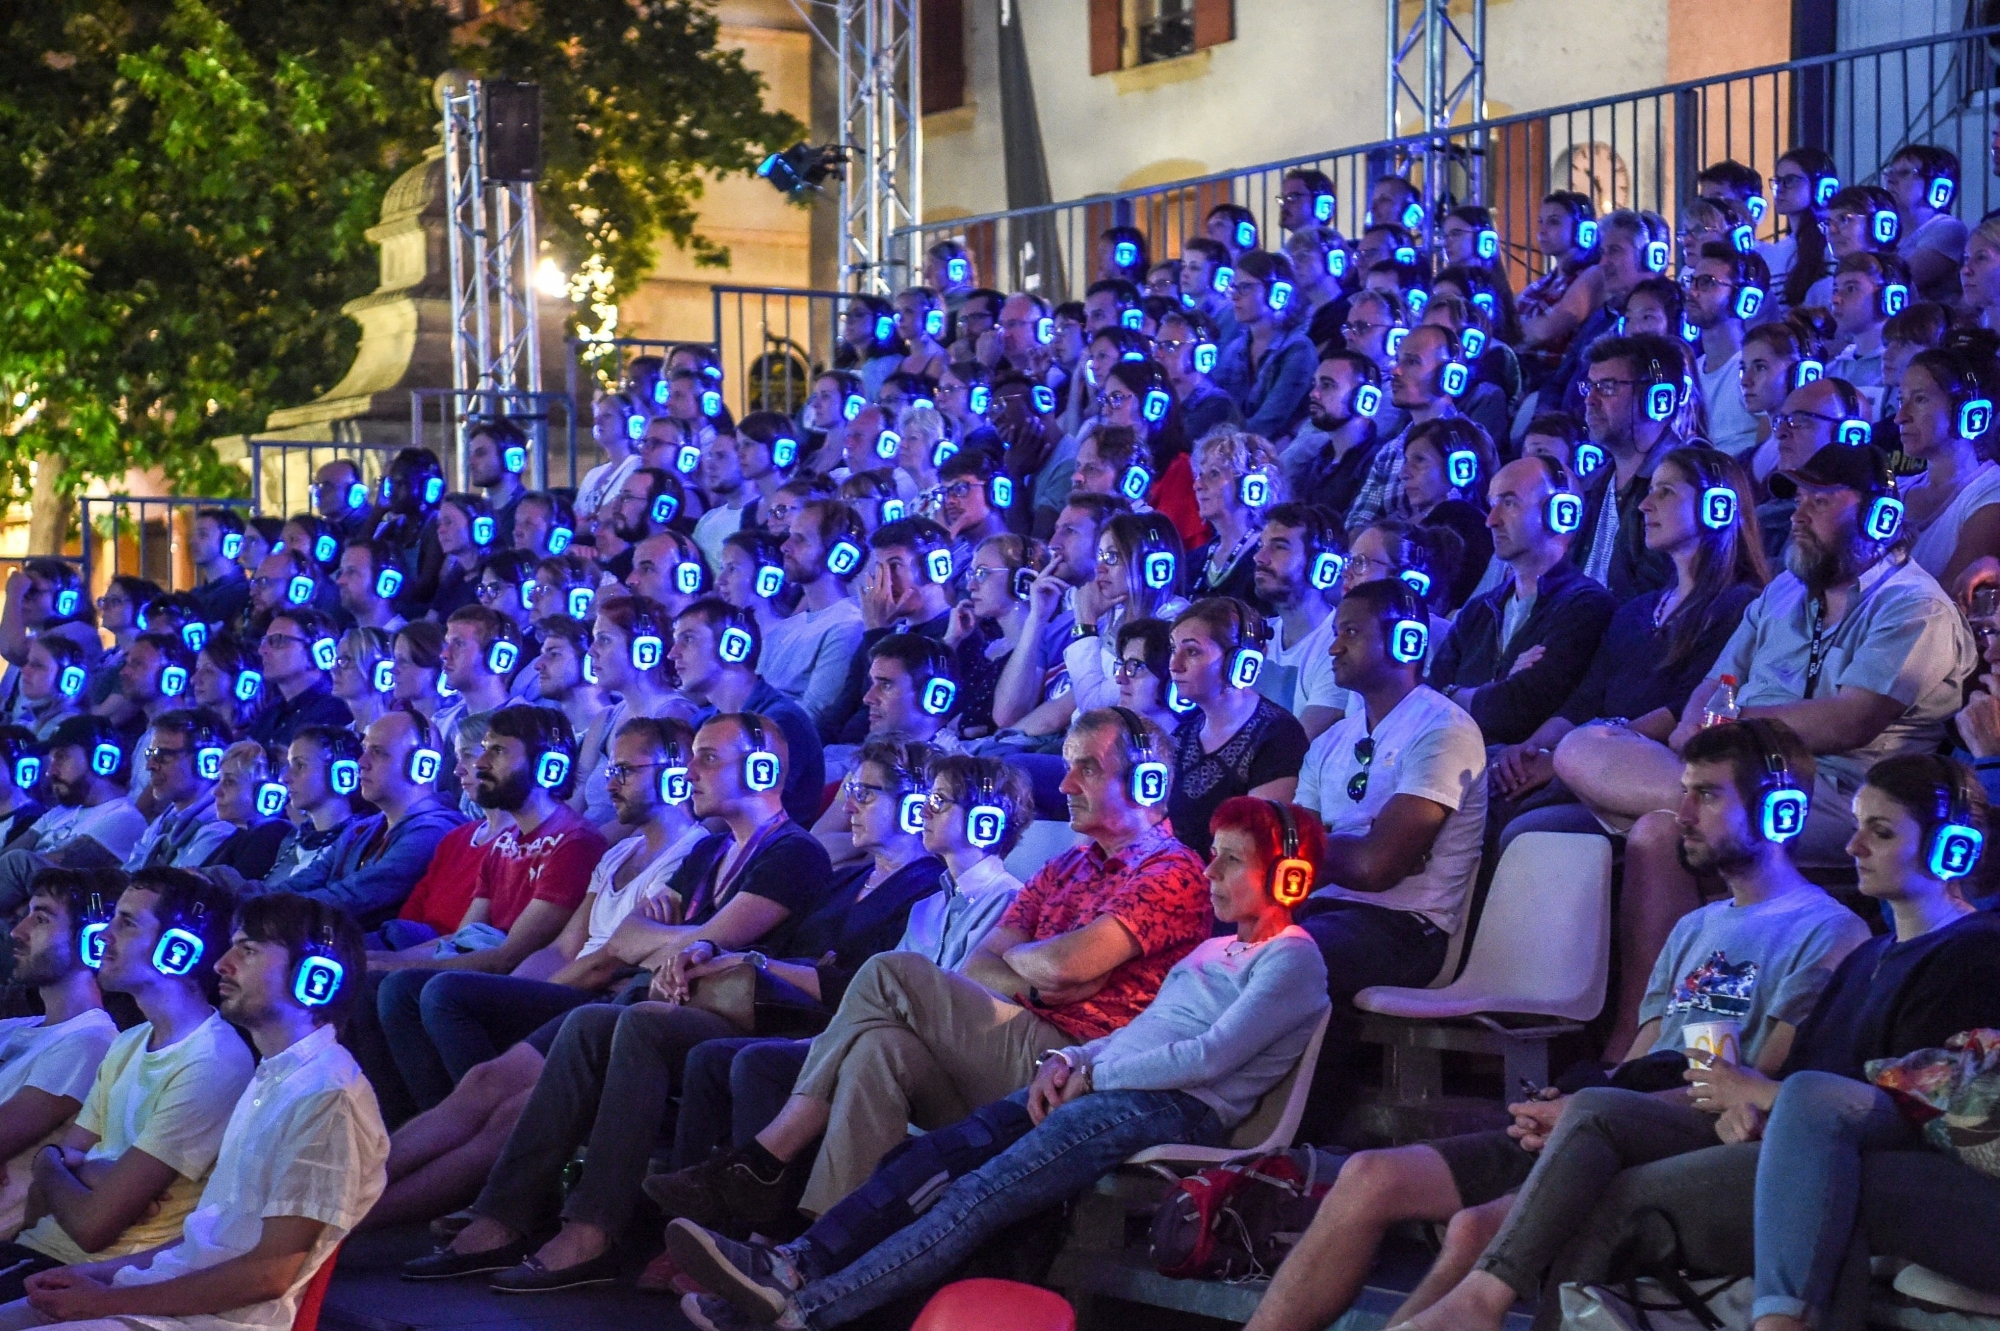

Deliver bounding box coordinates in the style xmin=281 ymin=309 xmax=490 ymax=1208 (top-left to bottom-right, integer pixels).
xmin=1683 ymin=1020 xmax=1742 ymax=1066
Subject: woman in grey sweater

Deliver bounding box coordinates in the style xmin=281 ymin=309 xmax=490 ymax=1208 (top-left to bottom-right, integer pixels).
xmin=665 ymin=796 xmax=1332 ymax=1331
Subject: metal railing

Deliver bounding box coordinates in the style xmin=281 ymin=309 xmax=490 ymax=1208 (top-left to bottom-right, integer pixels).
xmin=408 ymin=388 xmax=580 ymax=497
xmin=247 ymin=442 xmax=407 ymax=522
xmin=893 ymin=24 xmax=2000 ymax=300
xmin=711 ymin=287 xmax=853 ymax=421
xmin=79 ymin=496 xmax=254 ymax=596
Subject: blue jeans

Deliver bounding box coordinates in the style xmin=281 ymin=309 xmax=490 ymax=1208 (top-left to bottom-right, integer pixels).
xmin=672 ymin=1038 xmax=812 ymax=1170
xmin=378 ymin=969 xmax=598 ymax=1111
xmin=788 ymin=1088 xmax=1222 ymax=1329
xmin=1752 ymin=1071 xmax=1917 ymax=1323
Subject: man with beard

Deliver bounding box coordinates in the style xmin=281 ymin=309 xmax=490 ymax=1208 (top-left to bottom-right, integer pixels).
xmin=0 ymin=871 xmax=118 ymax=1247
xmin=1345 ymin=324 xmax=1466 ymax=532
xmin=369 ymin=707 xmax=605 ymax=1119
xmin=598 ymin=467 xmax=678 ymax=584
xmin=670 ymin=600 xmax=824 ymax=830
xmin=0 ymin=894 xmax=387 ymax=1331
xmin=990 ymin=494 xmax=1121 ymax=734
xmin=6 ymin=869 xmax=250 ymax=1292
xmin=1286 ymin=350 xmax=1385 ymax=525
xmin=758 ymin=501 xmax=866 ymax=732
xmin=1253 ymin=503 xmax=1346 ymax=740
xmin=1247 ymin=720 xmax=1871 ymax=1331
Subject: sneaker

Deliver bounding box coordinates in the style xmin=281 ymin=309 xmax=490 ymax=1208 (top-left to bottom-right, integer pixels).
xmin=681 ymin=1293 xmax=756 ymax=1331
xmin=713 ymin=1147 xmax=800 ymax=1229
xmin=643 ymin=1154 xmax=735 ymax=1228
xmin=661 ymin=1218 xmax=801 ymax=1324
xmin=648 ymin=1146 xmax=797 ymax=1230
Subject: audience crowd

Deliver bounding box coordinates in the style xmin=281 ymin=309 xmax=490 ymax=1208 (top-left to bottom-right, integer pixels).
xmin=0 ymin=142 xmax=1996 ymax=1331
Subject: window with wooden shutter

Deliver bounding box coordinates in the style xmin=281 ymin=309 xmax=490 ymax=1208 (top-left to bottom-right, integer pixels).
xmin=922 ymin=0 xmax=966 ymax=114
xmin=1191 ymin=0 xmax=1233 ymax=50
xmin=1090 ymin=0 xmax=1122 ymax=75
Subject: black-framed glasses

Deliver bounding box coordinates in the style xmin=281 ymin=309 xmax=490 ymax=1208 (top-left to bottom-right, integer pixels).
xmin=925 ymin=788 xmax=964 ymax=814
xmin=841 ymin=776 xmax=893 ymax=806
xmin=1111 ymin=656 xmax=1155 ymax=681
xmin=1347 ymin=736 xmax=1376 ymax=802
xmin=1771 ymin=410 xmax=1844 ymax=431
xmin=604 ymin=761 xmax=666 ymax=785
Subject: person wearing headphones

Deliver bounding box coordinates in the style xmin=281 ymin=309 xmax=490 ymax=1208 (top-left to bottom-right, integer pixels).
xmin=391 ymin=621 xmax=447 ymax=731
xmin=87 ymin=577 xmax=160 ymax=715
xmin=1884 ymin=143 xmax=1968 ymax=303
xmin=1289 ymin=349 xmax=1386 ymax=522
xmin=248 ymin=608 xmax=352 ymax=750
xmin=760 ymin=500 xmax=867 ymax=731
xmin=819 ymin=518 xmax=958 ymax=746
xmin=1154 ymin=307 xmax=1240 ymax=441
xmin=1250 ymin=719 xmax=1873 ymax=1331
xmin=241 ymin=549 xmax=311 ymax=648
xmin=1893 ymin=346 xmax=2000 ymax=584
xmin=0 ymin=727 xmax=47 ymax=853
xmin=2 ymin=721 xmax=142 ymax=880
xmin=944 ymin=533 xmax=1043 ymax=739
xmin=4 ymin=869 xmax=251 ymax=1291
xmin=989 ymin=494 xmax=1124 ymax=734
xmin=650 ymin=706 xmax=1211 ymax=1233
xmin=187 ymin=508 xmax=251 ymax=633
xmin=1825 ymin=250 xmax=1913 ymax=392
xmin=1189 ymin=430 xmax=1282 ymax=608
xmin=432 ymin=488 xmax=496 ymax=621
xmin=661 ymin=793 xmax=1326 ymax=1331
xmin=1685 ymin=241 xmax=1773 ymax=459
xmin=1346 ymin=324 xmax=1468 ymax=534
xmin=123 ymin=710 xmax=236 ymax=874
xmin=6 ymin=894 xmax=384 ymax=1331
xmin=333 ymin=540 xmax=409 ymax=634
xmin=1571 ymin=332 xmax=1690 ymax=602
xmin=1212 ymin=250 xmax=1316 ymax=440
xmin=434 ymin=607 xmax=521 ymax=760
xmin=570 ymin=595 xmax=687 ymax=829
xmin=510 ymin=492 xmax=576 ymax=566
xmin=467 ymin=421 xmax=531 ymax=550
xmin=1251 ymin=503 xmax=1350 ymax=742
xmin=18 ymin=637 xmax=87 ymax=743
xmin=1162 ymin=599 xmax=1307 ymax=861
xmin=256 ymin=725 xmax=361 ymax=897
xmin=314 ymin=457 xmax=378 ymax=542
xmin=114 ymin=632 xmax=195 ymax=737
xmin=0 ymin=562 xmax=101 ymax=733
xmin=1544 ymin=208 xmax=1673 ymax=417
xmin=669 ymin=599 xmax=824 ymax=831
xmin=596 ymin=465 xmax=679 ymax=583
xmin=936 ymin=449 xmax=1012 ymax=581
xmin=0 ymin=869 xmax=117 ymax=1237
xmin=1431 ymin=457 xmax=1615 ymax=745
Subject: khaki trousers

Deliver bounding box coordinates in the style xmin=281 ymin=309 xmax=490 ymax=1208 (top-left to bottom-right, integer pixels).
xmin=792 ymin=951 xmax=1068 ymax=1214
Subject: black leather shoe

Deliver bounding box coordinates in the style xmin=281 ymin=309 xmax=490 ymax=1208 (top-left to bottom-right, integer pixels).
xmin=401 ymin=1237 xmax=535 ymax=1281
xmin=489 ymin=1250 xmax=622 ymax=1294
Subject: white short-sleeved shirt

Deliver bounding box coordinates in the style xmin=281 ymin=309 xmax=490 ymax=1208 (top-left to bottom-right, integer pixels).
xmin=1698 ymin=349 xmax=1761 ymax=459
xmin=1296 ymin=685 xmax=1488 ymax=932
xmin=1258 ymin=613 xmax=1339 ymax=718
xmin=18 ymin=1011 xmax=255 ymax=1263
xmin=1903 ymin=460 xmax=2000 ymax=580
xmin=576 ymin=454 xmax=640 ymax=524
xmin=112 ymin=1025 xmax=388 ymax=1331
xmin=31 ymin=799 xmax=148 ymax=863
xmin=580 ymin=823 xmax=710 ymax=956
xmin=1713 ymin=557 xmax=1976 ymax=800
xmin=0 ymin=1008 xmax=119 ymax=1239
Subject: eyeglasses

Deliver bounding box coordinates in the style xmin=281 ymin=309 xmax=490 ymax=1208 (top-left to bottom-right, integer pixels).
xmin=965 ymin=564 xmax=1012 ymax=585
xmin=925 ymin=788 xmax=963 ymax=814
xmin=1341 ymin=321 xmax=1389 ymax=338
xmin=1095 ymin=389 xmax=1136 ymax=410
xmin=97 ymin=594 xmax=129 ymax=609
xmin=1347 ymin=736 xmax=1376 ymax=802
xmin=1096 ymin=549 xmax=1125 ymax=567
xmin=1343 ymin=553 xmax=1398 ymax=579
xmin=333 ymin=653 xmax=366 ymax=670
xmin=1580 ymin=377 xmax=1640 ymax=398
xmin=145 ymin=746 xmax=190 ymax=764
xmin=841 ymin=777 xmax=894 ymax=806
xmin=604 ymin=761 xmax=666 ymax=785
xmin=1771 ymin=410 xmax=1845 ymax=431
xmin=260 ymin=632 xmax=307 ymax=650
xmin=1111 ymin=656 xmax=1155 ymax=681
xmin=1772 ymin=172 xmax=1811 ymax=190
xmin=1680 ymin=274 xmax=1733 ymax=293
xmin=475 ymin=582 xmax=508 ymax=602
xmin=942 ymin=480 xmax=981 ymax=501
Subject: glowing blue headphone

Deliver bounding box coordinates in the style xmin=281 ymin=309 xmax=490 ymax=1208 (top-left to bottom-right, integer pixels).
xmin=920 ymin=676 xmax=957 ymax=716
xmin=875 ymin=429 xmax=902 ymax=461
xmin=964 ymin=766 xmax=1008 ymax=848
xmin=152 ymin=902 xmax=209 ymax=977
xmin=1747 ymin=196 xmax=1767 ymax=223
xmin=255 ymin=781 xmax=289 ymax=818
xmin=1573 ymin=443 xmax=1606 ymax=475
xmin=1701 ymin=487 xmax=1738 ymax=530
xmin=1192 ymin=340 xmax=1218 ymax=375
xmin=77 ymin=892 xmax=108 ymax=969
xmin=370 ymin=659 xmax=394 ymax=693
xmin=1233 ymin=218 xmax=1257 ymax=249
xmin=1119 ymin=307 xmax=1144 ymax=330
xmin=1325 ymin=248 xmax=1347 ymax=278
xmin=968 ymin=386 xmax=990 ymax=415
xmin=740 ymin=713 xmax=781 ymax=792
xmin=1119 ymin=460 xmax=1153 ymax=503
xmin=90 ymin=739 xmax=123 ymax=777
xmin=1405 ymin=287 xmax=1430 ymax=315
xmin=501 ymin=443 xmax=527 ymax=474
xmin=159 ymin=660 xmax=188 ymax=698
xmin=771 ymin=434 xmax=798 ymax=468
xmin=407 ymin=745 xmax=443 ymax=784
xmin=1141 ymin=549 xmax=1177 ymax=590
xmin=1547 ymin=490 xmax=1584 ymax=534
xmin=534 ymin=748 xmax=572 ymax=790
xmin=1960 ymin=399 xmax=1995 ymax=438
xmin=1474 ymin=227 xmax=1499 ymax=260
xmin=717 ymin=623 xmax=755 ymax=665
xmin=1264 ymin=279 xmax=1294 ymax=312
xmin=180 ymin=621 xmax=208 ymax=654
xmin=1030 ymin=385 xmax=1057 ymax=413
xmin=651 ymin=491 xmax=680 ymax=525
xmin=1815 ymin=174 xmax=1841 ymax=208
xmin=566 ymin=585 xmax=595 ymax=619
xmin=57 ymin=663 xmax=86 ymax=699
xmin=374 ymin=566 xmax=403 ymax=600
xmin=547 ymin=525 xmax=574 ymax=555
xmin=1444 ymin=446 xmax=1478 ymax=488
xmin=220 ymin=531 xmax=243 ymax=560
xmin=825 ymin=534 xmax=864 ymax=577
xmin=293 ymin=927 xmax=346 ymax=1008
xmin=674 ymin=441 xmax=702 ymax=475
xmin=1035 ymin=316 xmax=1055 ymax=345
xmin=924 ymin=308 xmax=945 ymax=338
xmin=754 ymin=562 xmax=785 ymax=599
xmin=1460 ymin=327 xmax=1488 ymax=358
xmin=312 ymin=532 xmax=339 ymax=564
xmin=1734 ymin=281 xmax=1766 ymax=321
xmin=1112 ymin=239 xmax=1139 ymax=268
xmin=1836 ymin=419 xmax=1873 ymax=446
xmin=843 ymin=393 xmax=867 ymax=421
xmin=470 ymin=514 xmax=495 ymax=546
xmin=1399 ymin=199 xmax=1424 ymax=231
xmin=945 ymin=255 xmax=969 ymax=283
xmin=1576 ymin=218 xmax=1599 ymax=249
xmin=1239 ymin=470 xmax=1272 ymax=507
xmin=1929 ymin=773 xmax=1983 ymax=879
xmin=1311 ymin=192 xmax=1335 ymax=223
xmin=1142 ymin=388 xmax=1171 ymax=422
xmin=1729 ymin=224 xmax=1755 ymax=254
xmin=626 ymin=412 xmax=647 ymax=442
xmin=1113 ymin=706 xmax=1169 ymax=806
xmin=52 ymin=587 xmax=79 ymax=618
xmin=1388 ymin=604 xmax=1429 ymax=665
xmin=485 ymin=636 xmax=520 ymax=675
xmin=1928 ymin=175 xmax=1957 ymax=210
xmin=1211 ymin=264 xmax=1234 ymax=294
xmin=1754 ymin=730 xmax=1809 ymax=842
xmin=874 ymin=312 xmax=895 ymax=341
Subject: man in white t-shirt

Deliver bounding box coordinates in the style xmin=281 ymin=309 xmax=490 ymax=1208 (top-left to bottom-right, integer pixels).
xmin=0 ymin=871 xmax=119 ymax=1250
xmin=1295 ymin=579 xmax=1488 ymax=999
xmin=1684 ymin=242 xmax=1769 ymax=459
xmin=760 ymin=499 xmax=866 ymax=730
xmin=9 ymin=869 xmax=253 ymax=1284
xmin=1252 ymin=503 xmax=1345 ymax=741
xmin=0 ymin=720 xmax=146 ymax=923
xmin=0 ymin=895 xmax=387 ymax=1331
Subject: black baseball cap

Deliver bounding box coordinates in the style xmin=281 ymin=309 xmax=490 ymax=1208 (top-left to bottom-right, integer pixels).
xmin=1772 ymin=443 xmax=1898 ymax=501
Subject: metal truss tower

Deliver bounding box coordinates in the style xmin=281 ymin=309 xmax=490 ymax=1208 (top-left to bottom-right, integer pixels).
xmin=836 ymin=0 xmax=921 ymax=291
xmin=1385 ymin=0 xmax=1488 ymax=234
xmin=440 ymin=74 xmax=543 ymax=398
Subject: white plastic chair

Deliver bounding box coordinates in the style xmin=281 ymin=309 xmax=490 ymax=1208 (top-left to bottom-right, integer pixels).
xmin=1004 ymin=819 xmax=1084 ymax=882
xmin=1125 ymin=1010 xmax=1331 ymax=1166
xmin=1354 ymin=832 xmax=1613 ymax=1094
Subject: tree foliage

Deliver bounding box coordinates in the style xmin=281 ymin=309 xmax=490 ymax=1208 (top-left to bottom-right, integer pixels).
xmin=0 ymin=0 xmax=801 ymax=515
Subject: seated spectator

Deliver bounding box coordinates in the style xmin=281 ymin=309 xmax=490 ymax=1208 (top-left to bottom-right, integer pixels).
xmin=243 ymin=547 xmax=324 ymax=646
xmin=1753 ymin=372 xmax=1866 ymax=562
xmin=809 ymin=634 xmax=959 ymax=810
xmin=935 ymin=449 xmax=1011 ymax=579
xmin=1685 ymin=241 xmax=1773 ymax=459
xmin=390 ymin=619 xmax=446 ymax=729
xmin=1961 ymin=213 xmax=2000 ymax=332
xmin=512 ymin=491 xmax=578 ymax=566
xmin=1826 ymin=251 xmax=1913 ymax=394
xmin=1804 ymin=183 xmax=1903 ymax=310
xmin=1518 ymin=410 xmax=1590 ymax=477
xmin=0 ymin=564 xmax=101 ymax=733
xmin=0 ymin=721 xmax=144 ymax=899
xmin=1062 ymin=513 xmax=1188 ymax=715
xmin=944 ymin=535 xmax=1043 ymax=739
xmin=334 ymin=540 xmax=409 ymax=634
xmin=1178 ymin=238 xmax=1238 ymax=340
xmin=659 ymin=751 xmax=1031 ymax=1230
xmin=1398 ymin=417 xmax=1497 ymax=608
xmin=818 ymin=519 xmax=956 ymax=746
xmin=1290 ymin=350 xmax=1387 ymax=521
xmin=15 ymin=638 xmax=85 ymax=743
xmin=1414 ymin=294 xmax=1512 ymax=448
xmin=203 ymin=741 xmax=292 ymax=880
xmin=247 ymin=609 xmax=353 ymax=750
xmin=990 ymin=495 xmax=1123 ymax=735
xmin=433 ymin=606 xmax=523 ymax=758
xmin=569 ymin=595 xmax=686 ymax=828
xmin=471 ymin=550 xmax=538 ymax=641
xmin=1544 ymin=209 xmax=1668 ymax=417
xmin=1431 ymin=266 xmax=1523 ymax=407
xmin=1102 ymin=358 xmax=1202 ymax=548
xmin=1281 ymin=226 xmax=1349 ymax=350
xmin=1570 ymin=332 xmax=1690 ymax=601
xmin=4 ymin=869 xmax=251 ymax=1283
xmin=0 ymin=730 xmax=47 ymax=854
xmin=1164 ymin=599 xmax=1308 ymax=859
xmin=330 ymin=626 xmax=394 ymax=733
xmin=670 ymin=599 xmax=824 ymax=830
xmin=371 ymin=717 xmax=498 ymax=947
xmin=184 ymin=507 xmax=252 ymax=634
xmin=1111 ymin=618 xmax=1181 ymax=737
xmin=760 ymin=501 xmax=867 ymax=731
xmin=597 ymin=465 xmax=681 ymax=583
xmin=1498 ymin=447 xmax=1766 ymax=826
xmin=1398 ymin=751 xmax=1999 ymax=1331
xmin=1431 ymin=459 xmax=1617 ymax=745
xmin=714 ymin=530 xmax=786 ymax=641
xmin=255 ymin=725 xmax=360 ymax=897
xmin=648 ymin=707 xmax=1211 ymax=1230
xmin=1252 ymin=503 xmax=1346 ymax=740
xmin=394 ymin=710 xmax=832 ymax=1260
xmin=1886 ymin=143 xmax=1968 ymax=303
xmin=1894 ymin=346 xmax=2000 ymax=584
xmin=936 ymin=363 xmax=1002 ymax=457
xmin=1347 ymin=324 xmax=1467 ymax=533
xmin=1568 ymin=443 xmax=1973 ymax=1051
xmin=532 ymin=616 xmax=605 ymax=754
xmin=85 ymin=577 xmax=159 ymax=714
xmin=412 ymin=737 xmax=938 ymax=1290
xmin=0 ymin=870 xmax=118 ymax=1238
xmin=1296 ymin=579 xmax=1487 ymax=998
xmin=1155 ymin=308 xmax=1241 ymax=442
xmin=466 ymin=423 xmax=529 ymax=549
xmin=1187 ymin=430 xmax=1280 ymax=608
xmin=1876 ymin=299 xmax=1950 ymax=439
xmin=1343 ymin=517 xmax=1460 ymax=660
xmin=0 ymin=893 xmax=387 ymax=1331
xmin=113 ymin=632 xmax=195 ymax=743
xmin=191 ymin=635 xmax=266 ymax=739
xmin=1247 ymin=720 xmax=1872 ymax=1331
xmin=663 ymin=795 xmax=1329 ymax=1331
xmin=1213 ymin=250 xmax=1316 ymax=440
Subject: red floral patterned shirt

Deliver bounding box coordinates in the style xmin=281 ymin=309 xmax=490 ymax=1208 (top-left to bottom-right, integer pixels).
xmin=998 ymin=820 xmax=1213 ymax=1041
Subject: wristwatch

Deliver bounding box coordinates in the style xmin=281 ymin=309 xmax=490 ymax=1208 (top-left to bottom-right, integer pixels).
xmin=744 ymin=950 xmax=770 ymax=971
xmin=1070 ymin=621 xmax=1097 ymax=641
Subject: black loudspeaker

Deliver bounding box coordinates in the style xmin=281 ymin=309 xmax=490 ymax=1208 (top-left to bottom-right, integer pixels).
xmin=484 ymin=81 xmax=542 ymax=183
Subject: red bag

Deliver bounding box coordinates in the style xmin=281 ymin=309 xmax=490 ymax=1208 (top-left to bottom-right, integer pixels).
xmin=1147 ymin=1148 xmax=1339 ymax=1281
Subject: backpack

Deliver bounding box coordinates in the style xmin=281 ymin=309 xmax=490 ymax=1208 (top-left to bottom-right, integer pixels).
xmin=1147 ymin=1148 xmax=1341 ymax=1281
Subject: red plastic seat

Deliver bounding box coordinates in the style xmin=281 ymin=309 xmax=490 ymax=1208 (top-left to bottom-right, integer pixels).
xmin=911 ymin=1278 xmax=1075 ymax=1331
xmin=291 ymin=1243 xmax=342 ymax=1331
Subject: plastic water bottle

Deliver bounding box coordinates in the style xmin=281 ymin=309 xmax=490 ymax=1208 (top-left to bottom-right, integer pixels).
xmin=1703 ymin=674 xmax=1740 ymax=728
